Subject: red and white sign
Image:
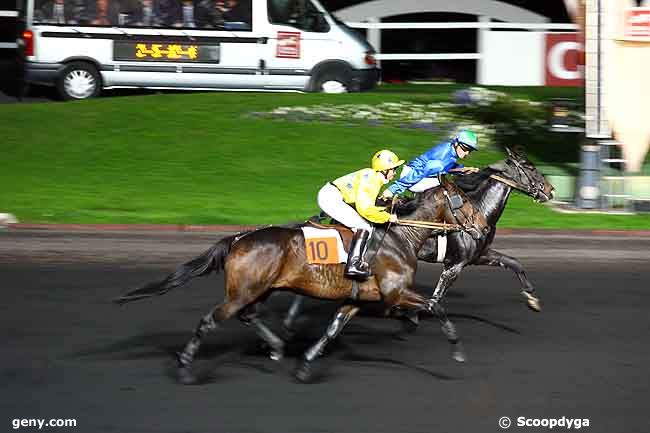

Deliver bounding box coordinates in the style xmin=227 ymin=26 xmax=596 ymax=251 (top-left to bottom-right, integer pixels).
xmin=625 ymin=8 xmax=650 ymax=38
xmin=276 ymin=31 xmax=301 ymax=59
xmin=545 ymin=33 xmax=583 ymax=87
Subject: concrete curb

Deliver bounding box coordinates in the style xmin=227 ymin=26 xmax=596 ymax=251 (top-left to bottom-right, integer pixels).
xmin=4 ymin=223 xmax=258 ymax=233
xmin=4 ymin=223 xmax=650 ymax=237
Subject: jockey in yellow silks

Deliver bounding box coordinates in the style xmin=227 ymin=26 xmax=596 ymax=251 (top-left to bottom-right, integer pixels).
xmin=317 ymin=150 xmax=404 ymax=279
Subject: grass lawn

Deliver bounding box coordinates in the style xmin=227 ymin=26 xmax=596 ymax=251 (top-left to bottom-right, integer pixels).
xmin=1 ymin=85 xmax=649 ymax=229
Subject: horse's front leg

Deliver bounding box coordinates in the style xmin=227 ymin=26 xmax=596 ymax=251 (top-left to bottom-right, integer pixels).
xmin=385 ymin=287 xmax=466 ymax=363
xmin=430 ymin=261 xmax=466 ymax=303
xmin=239 ymin=304 xmax=285 ymax=361
xmin=474 ymin=249 xmax=541 ymax=312
xmin=427 ymin=298 xmax=467 ymax=363
xmin=294 ymin=303 xmax=359 ymax=383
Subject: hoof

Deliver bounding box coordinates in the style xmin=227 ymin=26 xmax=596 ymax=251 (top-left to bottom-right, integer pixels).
xmin=451 ymin=342 xmax=467 ymax=363
xmin=293 ymin=360 xmax=314 ymax=383
xmin=177 ymin=366 xmax=197 ymax=385
xmin=522 ymin=291 xmax=541 ymax=312
xmin=270 ymin=347 xmax=284 ymax=362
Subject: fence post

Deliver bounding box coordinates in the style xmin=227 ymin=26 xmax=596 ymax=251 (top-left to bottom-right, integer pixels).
xmin=477 ymin=15 xmax=490 ymax=85
xmin=367 ymin=17 xmax=381 ymax=70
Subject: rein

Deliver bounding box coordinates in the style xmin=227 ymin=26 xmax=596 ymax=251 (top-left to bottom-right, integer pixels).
xmin=489 ymin=173 xmax=531 ymax=194
xmin=393 ymin=218 xmax=461 ymax=232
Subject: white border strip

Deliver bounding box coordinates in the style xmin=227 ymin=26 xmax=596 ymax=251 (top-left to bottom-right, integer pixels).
xmin=0 ymin=42 xmax=17 ymax=49
xmin=347 ymin=22 xmax=578 ymax=31
xmin=377 ymin=53 xmax=481 ymax=60
xmin=0 ymin=10 xmax=19 ymax=17
xmin=436 ymin=235 xmax=447 ymax=263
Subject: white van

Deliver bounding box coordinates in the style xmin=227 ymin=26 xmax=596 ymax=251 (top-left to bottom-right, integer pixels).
xmin=20 ymin=0 xmax=379 ymax=99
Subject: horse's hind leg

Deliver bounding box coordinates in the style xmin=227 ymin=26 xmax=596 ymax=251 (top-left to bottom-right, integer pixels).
xmin=294 ymin=303 xmax=359 ymax=383
xmin=177 ymin=299 xmax=247 ymax=384
xmin=475 ymin=248 xmax=541 ymax=312
xmin=282 ymin=294 xmax=305 ymax=338
xmin=239 ymin=304 xmax=285 ymax=361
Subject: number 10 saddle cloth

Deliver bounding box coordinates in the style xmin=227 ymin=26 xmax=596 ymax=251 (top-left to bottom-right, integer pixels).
xmin=300 ymin=222 xmax=381 ymax=301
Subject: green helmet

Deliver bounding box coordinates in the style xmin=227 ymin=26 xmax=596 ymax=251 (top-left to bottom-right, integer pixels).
xmin=455 ymin=130 xmax=478 ymax=151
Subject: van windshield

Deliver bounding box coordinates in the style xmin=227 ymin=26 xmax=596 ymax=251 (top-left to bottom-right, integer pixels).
xmin=267 ymin=0 xmax=329 ymax=33
xmin=32 ymin=0 xmax=253 ymax=31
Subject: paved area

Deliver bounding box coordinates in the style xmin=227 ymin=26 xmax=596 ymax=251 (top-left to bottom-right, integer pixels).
xmin=1 ymin=230 xmax=649 ymax=433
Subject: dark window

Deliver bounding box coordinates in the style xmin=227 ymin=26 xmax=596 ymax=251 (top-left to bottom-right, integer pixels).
xmin=268 ymin=0 xmax=329 ymax=33
xmin=32 ymin=0 xmax=253 ymax=31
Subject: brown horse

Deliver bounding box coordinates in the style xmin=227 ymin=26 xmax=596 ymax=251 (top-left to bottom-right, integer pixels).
xmin=113 ymin=179 xmax=488 ymax=383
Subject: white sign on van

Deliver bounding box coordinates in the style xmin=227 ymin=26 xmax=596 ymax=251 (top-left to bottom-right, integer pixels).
xmin=276 ymin=31 xmax=301 ymax=59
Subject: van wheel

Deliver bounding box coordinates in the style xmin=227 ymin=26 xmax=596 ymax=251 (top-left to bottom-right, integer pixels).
xmin=314 ymin=72 xmax=350 ymax=94
xmin=57 ymin=62 xmax=101 ymax=100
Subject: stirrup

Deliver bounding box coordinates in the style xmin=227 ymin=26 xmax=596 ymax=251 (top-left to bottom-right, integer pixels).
xmin=344 ymin=258 xmax=370 ymax=280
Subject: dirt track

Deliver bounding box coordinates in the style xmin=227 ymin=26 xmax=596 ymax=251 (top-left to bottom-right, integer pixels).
xmin=1 ymin=229 xmax=649 ymax=433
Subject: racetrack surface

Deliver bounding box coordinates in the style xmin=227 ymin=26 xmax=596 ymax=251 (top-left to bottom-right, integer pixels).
xmin=1 ymin=230 xmax=649 ymax=433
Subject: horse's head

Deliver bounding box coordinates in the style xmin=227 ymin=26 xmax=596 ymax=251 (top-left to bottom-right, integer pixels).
xmin=430 ymin=180 xmax=489 ymax=240
xmin=489 ymin=147 xmax=555 ymax=203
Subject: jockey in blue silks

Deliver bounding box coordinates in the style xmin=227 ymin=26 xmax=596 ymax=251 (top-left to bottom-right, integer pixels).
xmin=381 ymin=130 xmax=480 ymax=199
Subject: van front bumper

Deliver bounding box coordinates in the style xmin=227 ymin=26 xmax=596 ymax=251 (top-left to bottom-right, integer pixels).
xmin=352 ymin=67 xmax=380 ymax=91
xmin=24 ymin=62 xmax=62 ymax=86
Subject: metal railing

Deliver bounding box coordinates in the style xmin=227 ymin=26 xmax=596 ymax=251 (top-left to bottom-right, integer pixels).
xmin=599 ymin=140 xmax=630 ymax=210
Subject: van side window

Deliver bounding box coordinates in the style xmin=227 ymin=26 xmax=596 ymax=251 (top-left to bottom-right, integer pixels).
xmin=268 ymin=0 xmax=329 ymax=33
xmin=31 ymin=0 xmax=253 ymax=31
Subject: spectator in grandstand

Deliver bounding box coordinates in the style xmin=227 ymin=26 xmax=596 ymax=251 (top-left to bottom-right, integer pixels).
xmin=35 ymin=0 xmax=84 ymax=24
xmin=91 ymin=0 xmax=120 ymax=25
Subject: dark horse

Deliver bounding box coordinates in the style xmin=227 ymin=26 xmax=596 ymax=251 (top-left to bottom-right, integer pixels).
xmin=419 ymin=148 xmax=555 ymax=310
xmin=113 ymin=179 xmax=488 ymax=383
xmin=282 ymin=149 xmax=555 ymax=336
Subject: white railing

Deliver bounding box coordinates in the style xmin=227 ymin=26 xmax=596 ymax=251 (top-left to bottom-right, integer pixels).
xmin=0 ymin=10 xmax=19 ymax=17
xmin=346 ymin=21 xmax=578 ymax=62
xmin=347 ymin=22 xmax=578 ymax=30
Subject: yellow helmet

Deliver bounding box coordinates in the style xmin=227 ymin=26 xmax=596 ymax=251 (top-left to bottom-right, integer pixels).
xmin=372 ymin=150 xmax=405 ymax=172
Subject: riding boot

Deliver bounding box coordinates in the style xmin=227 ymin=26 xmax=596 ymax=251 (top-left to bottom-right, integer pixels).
xmin=344 ymin=229 xmax=371 ymax=280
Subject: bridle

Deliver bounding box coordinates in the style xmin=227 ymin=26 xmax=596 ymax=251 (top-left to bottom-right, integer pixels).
xmin=490 ymin=156 xmax=546 ymax=200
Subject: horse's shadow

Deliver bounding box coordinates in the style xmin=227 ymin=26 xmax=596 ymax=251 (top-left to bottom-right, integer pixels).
xmin=64 ymin=297 xmax=521 ymax=385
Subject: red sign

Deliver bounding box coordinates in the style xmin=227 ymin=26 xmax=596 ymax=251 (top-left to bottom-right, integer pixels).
xmin=276 ymin=31 xmax=301 ymax=59
xmin=625 ymin=8 xmax=650 ymax=38
xmin=545 ymin=33 xmax=583 ymax=87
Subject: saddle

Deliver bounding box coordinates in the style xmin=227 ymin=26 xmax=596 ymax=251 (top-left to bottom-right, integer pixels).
xmin=305 ymin=220 xmax=354 ymax=251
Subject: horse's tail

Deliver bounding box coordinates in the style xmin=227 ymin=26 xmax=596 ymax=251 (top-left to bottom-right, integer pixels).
xmin=112 ymin=234 xmax=239 ymax=306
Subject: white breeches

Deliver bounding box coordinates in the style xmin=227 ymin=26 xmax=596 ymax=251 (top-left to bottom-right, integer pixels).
xmin=317 ymin=183 xmax=372 ymax=231
xmin=400 ymin=165 xmax=441 ymax=192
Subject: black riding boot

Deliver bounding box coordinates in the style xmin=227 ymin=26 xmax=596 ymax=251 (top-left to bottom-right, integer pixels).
xmin=344 ymin=229 xmax=371 ymax=280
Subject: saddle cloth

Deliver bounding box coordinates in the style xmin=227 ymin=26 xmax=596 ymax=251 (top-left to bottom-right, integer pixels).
xmin=301 ymin=222 xmax=382 ymax=302
xmin=301 ymin=226 xmax=350 ymax=264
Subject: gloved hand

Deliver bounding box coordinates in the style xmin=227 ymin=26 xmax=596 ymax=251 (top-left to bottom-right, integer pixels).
xmin=461 ymin=167 xmax=480 ymax=174
xmin=381 ymin=189 xmax=394 ymax=200
xmin=389 ymin=214 xmax=398 ymax=223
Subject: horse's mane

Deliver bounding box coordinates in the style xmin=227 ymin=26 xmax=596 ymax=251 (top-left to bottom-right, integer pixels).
xmin=454 ymin=167 xmax=499 ymax=193
xmin=392 ymin=193 xmax=425 ymax=217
